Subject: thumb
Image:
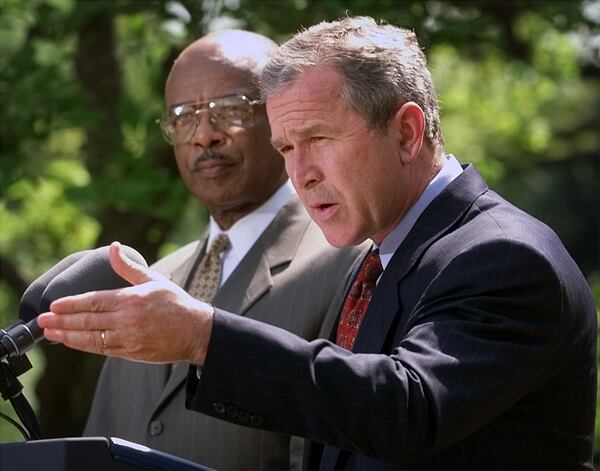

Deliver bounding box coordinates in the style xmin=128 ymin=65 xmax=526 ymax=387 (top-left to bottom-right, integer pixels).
xmin=109 ymin=241 xmax=164 ymax=286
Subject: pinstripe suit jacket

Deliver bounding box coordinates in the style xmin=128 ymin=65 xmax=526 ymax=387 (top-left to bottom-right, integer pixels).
xmin=84 ymin=196 xmax=368 ymax=470
xmin=186 ymin=165 xmax=597 ymax=470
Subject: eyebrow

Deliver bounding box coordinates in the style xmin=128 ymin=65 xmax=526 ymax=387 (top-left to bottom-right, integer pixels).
xmin=270 ymin=137 xmax=284 ymax=149
xmin=169 ymin=92 xmax=255 ymax=110
xmin=270 ymin=124 xmax=329 ymax=149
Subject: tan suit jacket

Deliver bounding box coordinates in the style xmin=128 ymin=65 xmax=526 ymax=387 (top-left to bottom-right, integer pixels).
xmin=84 ymin=196 xmax=367 ymax=470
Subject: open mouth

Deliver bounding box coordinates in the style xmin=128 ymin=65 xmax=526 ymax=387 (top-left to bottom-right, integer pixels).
xmin=312 ymin=203 xmax=338 ymax=221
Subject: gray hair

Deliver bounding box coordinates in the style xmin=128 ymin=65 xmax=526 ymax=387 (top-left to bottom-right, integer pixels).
xmin=261 ymin=16 xmax=443 ymax=149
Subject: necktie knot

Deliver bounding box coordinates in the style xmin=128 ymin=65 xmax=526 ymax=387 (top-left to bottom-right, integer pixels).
xmin=360 ymin=249 xmax=383 ymax=284
xmin=209 ymin=233 xmax=230 ymax=256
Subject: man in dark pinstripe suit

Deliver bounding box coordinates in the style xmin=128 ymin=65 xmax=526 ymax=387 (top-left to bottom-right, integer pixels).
xmin=40 ymin=16 xmax=597 ymax=470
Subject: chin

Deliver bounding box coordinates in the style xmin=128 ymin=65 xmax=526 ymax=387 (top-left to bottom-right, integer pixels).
xmin=322 ymin=228 xmax=367 ymax=248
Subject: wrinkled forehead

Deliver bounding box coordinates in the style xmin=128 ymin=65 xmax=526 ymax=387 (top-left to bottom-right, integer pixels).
xmin=266 ymin=66 xmax=345 ymax=118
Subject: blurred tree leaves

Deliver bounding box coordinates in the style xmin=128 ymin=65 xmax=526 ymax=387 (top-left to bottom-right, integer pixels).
xmin=0 ymin=0 xmax=598 ymax=453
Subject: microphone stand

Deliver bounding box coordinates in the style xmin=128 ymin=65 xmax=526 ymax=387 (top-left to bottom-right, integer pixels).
xmin=0 ymin=353 xmax=44 ymax=440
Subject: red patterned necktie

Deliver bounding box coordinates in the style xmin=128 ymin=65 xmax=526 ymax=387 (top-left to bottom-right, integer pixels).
xmin=336 ymin=249 xmax=383 ymax=350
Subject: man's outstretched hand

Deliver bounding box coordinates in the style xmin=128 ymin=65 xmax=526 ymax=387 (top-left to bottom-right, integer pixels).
xmin=37 ymin=242 xmax=214 ymax=365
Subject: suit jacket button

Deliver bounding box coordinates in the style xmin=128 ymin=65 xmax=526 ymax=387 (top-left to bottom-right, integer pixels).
xmin=226 ymin=405 xmax=239 ymax=419
xmin=213 ymin=401 xmax=226 ymax=414
xmin=149 ymin=420 xmax=163 ymax=436
xmin=250 ymin=414 xmax=264 ymax=427
xmin=238 ymin=411 xmax=250 ymax=423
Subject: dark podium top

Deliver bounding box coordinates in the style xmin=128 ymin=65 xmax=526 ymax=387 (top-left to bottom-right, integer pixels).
xmin=0 ymin=436 xmax=216 ymax=470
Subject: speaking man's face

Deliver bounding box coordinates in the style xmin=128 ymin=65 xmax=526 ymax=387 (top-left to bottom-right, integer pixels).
xmin=267 ymin=66 xmax=408 ymax=247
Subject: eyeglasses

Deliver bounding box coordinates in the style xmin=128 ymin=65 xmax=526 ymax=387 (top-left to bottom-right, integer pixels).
xmin=158 ymin=94 xmax=261 ymax=145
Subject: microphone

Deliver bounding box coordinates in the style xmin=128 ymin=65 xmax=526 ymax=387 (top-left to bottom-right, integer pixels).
xmin=0 ymin=245 xmax=147 ymax=361
xmin=0 ymin=249 xmax=91 ymax=343
xmin=19 ymin=250 xmax=92 ymax=323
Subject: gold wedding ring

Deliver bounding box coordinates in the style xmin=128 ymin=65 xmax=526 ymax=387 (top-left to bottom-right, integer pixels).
xmin=100 ymin=330 xmax=108 ymax=349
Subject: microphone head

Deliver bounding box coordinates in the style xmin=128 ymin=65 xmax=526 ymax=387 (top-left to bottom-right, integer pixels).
xmin=19 ymin=250 xmax=92 ymax=323
xmin=38 ymin=244 xmax=148 ymax=313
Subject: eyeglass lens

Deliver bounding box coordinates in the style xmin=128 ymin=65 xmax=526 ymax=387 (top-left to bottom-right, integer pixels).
xmin=160 ymin=95 xmax=257 ymax=145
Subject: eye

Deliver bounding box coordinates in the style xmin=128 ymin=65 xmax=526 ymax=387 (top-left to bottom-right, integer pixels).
xmin=278 ymin=144 xmax=293 ymax=156
xmin=218 ymin=105 xmax=249 ymax=122
xmin=172 ymin=113 xmax=196 ymax=128
xmin=211 ymin=96 xmax=253 ymax=127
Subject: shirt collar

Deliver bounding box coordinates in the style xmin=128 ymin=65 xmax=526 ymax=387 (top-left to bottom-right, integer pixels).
xmin=378 ymin=154 xmax=463 ymax=270
xmin=207 ymin=180 xmax=296 ymax=262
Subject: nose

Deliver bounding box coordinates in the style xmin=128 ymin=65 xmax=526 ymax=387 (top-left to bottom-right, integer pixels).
xmin=287 ymin=146 xmax=322 ymax=191
xmin=189 ymin=114 xmax=226 ymax=148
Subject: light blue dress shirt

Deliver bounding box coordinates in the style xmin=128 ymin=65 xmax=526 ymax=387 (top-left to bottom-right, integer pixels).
xmin=378 ymin=154 xmax=464 ymax=270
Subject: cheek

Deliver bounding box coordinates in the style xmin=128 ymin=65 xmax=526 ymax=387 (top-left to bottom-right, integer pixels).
xmin=283 ymin=157 xmax=295 ymax=184
xmin=332 ymin=167 xmax=379 ymax=230
xmin=173 ymin=146 xmax=192 ymax=171
xmin=240 ymin=137 xmax=284 ymax=175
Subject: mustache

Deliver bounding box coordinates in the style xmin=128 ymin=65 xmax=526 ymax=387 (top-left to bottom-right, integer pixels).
xmin=192 ymin=147 xmax=229 ymax=168
xmin=304 ymin=185 xmax=336 ymax=206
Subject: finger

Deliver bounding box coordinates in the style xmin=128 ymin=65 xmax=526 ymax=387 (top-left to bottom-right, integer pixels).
xmin=37 ymin=311 xmax=116 ymax=331
xmin=44 ymin=328 xmax=125 ymax=357
xmin=47 ymin=289 xmax=122 ymax=315
xmin=110 ymin=241 xmax=165 ymax=286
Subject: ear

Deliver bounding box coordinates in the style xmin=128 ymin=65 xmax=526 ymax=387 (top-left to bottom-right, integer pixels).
xmin=389 ymin=102 xmax=425 ymax=165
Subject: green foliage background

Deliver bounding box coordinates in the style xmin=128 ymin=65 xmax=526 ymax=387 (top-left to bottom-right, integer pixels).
xmin=0 ymin=0 xmax=598 ymax=464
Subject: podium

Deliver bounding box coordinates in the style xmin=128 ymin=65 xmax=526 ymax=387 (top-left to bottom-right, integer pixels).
xmin=0 ymin=437 xmax=215 ymax=470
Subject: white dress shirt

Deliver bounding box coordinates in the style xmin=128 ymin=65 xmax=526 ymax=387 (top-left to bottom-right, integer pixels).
xmin=207 ymin=180 xmax=296 ymax=286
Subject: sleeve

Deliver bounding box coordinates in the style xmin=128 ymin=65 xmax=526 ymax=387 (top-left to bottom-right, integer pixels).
xmin=186 ymin=239 xmax=566 ymax=462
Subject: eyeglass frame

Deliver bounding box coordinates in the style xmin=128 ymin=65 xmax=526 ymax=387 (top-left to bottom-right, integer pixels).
xmin=158 ymin=94 xmax=262 ymax=145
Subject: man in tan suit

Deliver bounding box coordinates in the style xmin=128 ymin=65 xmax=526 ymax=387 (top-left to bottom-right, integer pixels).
xmin=83 ymin=30 xmax=365 ymax=470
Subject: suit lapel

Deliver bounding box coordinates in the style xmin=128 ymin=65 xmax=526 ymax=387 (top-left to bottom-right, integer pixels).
xmin=154 ymin=197 xmax=310 ymax=411
xmin=353 ymin=165 xmax=487 ymax=355
xmin=214 ymin=196 xmax=309 ymax=315
xmin=319 ymin=166 xmax=488 ymax=469
xmin=172 ymin=234 xmax=208 ymax=287
xmin=158 ymin=361 xmax=191 ymax=405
